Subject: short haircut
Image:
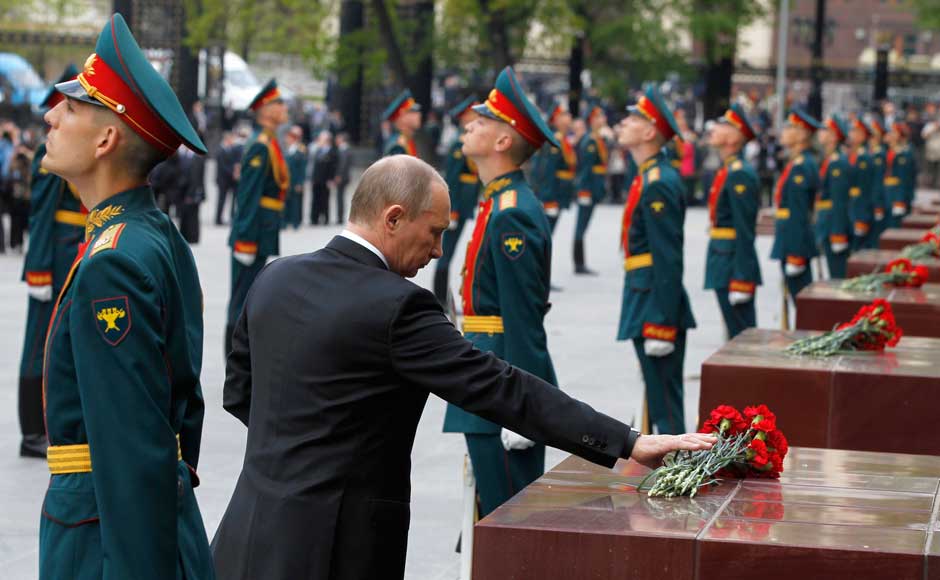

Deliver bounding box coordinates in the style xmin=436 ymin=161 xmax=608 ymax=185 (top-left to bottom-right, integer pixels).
xmin=349 ymin=155 xmax=447 ymax=223
xmin=507 ymin=129 xmax=536 ymax=165
xmin=91 ymin=105 xmax=165 ymax=178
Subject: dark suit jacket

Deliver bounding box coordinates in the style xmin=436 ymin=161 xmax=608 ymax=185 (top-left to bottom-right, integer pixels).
xmin=211 ymin=235 xmax=637 ymax=580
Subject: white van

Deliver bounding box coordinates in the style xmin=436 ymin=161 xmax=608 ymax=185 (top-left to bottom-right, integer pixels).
xmin=199 ymin=50 xmax=263 ymax=111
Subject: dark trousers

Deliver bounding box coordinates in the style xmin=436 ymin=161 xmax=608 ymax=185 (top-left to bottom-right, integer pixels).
xmin=9 ymin=197 xmax=28 ymax=249
xmin=226 ymin=256 xmax=266 ymax=356
xmin=216 ymin=179 xmax=235 ymax=224
xmin=633 ymin=332 xmax=687 ymax=435
xmin=822 ymin=240 xmax=848 ymax=279
xmin=781 ymin=262 xmax=813 ymax=307
xmin=19 ymin=296 xmax=52 ymax=436
xmin=178 ymin=202 xmax=200 ymax=244
xmin=311 ymin=182 xmax=330 ymax=225
xmin=574 ymin=200 xmax=594 ymax=241
xmin=334 ymin=181 xmax=348 ymax=224
xmin=547 ymin=213 xmax=560 ymax=234
xmin=714 ymin=289 xmax=756 ymax=340
xmin=465 ymin=433 xmax=545 ymax=518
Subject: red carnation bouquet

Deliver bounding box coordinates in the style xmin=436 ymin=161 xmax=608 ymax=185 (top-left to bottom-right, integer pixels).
xmin=638 ymin=404 xmax=788 ymax=498
xmin=900 ymin=229 xmax=940 ymax=261
xmin=786 ymin=298 xmax=902 ymax=356
xmin=840 ymin=258 xmax=929 ymax=293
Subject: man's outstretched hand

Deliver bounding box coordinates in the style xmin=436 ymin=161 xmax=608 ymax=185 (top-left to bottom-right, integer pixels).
xmin=629 ymin=433 xmax=718 ymax=470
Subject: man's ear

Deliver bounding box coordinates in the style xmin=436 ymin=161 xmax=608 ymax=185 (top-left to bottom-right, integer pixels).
xmin=93 ymin=123 xmax=122 ymax=161
xmin=493 ymin=130 xmax=512 ymax=154
xmin=383 ymin=204 xmax=406 ymax=233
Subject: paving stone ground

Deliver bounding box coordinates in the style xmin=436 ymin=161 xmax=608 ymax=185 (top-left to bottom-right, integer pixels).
xmin=0 ymin=162 xmax=794 ymax=579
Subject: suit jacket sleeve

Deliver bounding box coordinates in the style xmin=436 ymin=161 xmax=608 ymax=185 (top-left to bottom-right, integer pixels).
xmin=642 ymin=179 xmax=684 ymax=333
xmin=230 ymin=142 xmax=269 ymax=253
xmin=390 ymin=288 xmax=637 ymax=466
xmin=70 ymin=250 xmax=179 ymax=580
xmin=223 ymin=305 xmax=253 ymax=427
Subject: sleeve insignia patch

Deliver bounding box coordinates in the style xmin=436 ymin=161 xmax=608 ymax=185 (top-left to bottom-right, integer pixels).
xmin=250 ymin=156 xmax=262 ymax=168
xmin=93 ymin=296 xmax=131 ymax=346
xmin=650 ymin=200 xmax=665 ymax=213
xmin=900 ymin=158 xmax=907 ymax=164
xmin=90 ymin=223 xmax=126 ymax=256
xmin=731 ymin=160 xmax=743 ymax=170
xmin=501 ymin=232 xmax=526 ymax=260
xmin=499 ymin=190 xmax=517 ymax=210
xmin=861 ymin=162 xmax=867 ymax=168
xmin=735 ymin=184 xmax=747 ymax=193
xmin=588 ymin=144 xmax=596 ymax=152
xmin=875 ymin=158 xmax=882 ymax=165
xmin=832 ymin=169 xmax=841 ymax=177
xmin=794 ymin=175 xmax=804 ymax=184
xmin=646 ymin=167 xmax=660 ymax=183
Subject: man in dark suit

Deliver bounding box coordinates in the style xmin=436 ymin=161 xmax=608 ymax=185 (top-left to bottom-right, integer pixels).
xmin=333 ymin=132 xmax=352 ymax=224
xmin=215 ymin=131 xmax=243 ymax=225
xmin=211 ymin=154 xmax=715 ymax=580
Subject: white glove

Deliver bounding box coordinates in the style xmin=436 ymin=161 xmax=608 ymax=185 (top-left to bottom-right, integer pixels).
xmin=831 ymin=241 xmax=849 ymax=254
xmin=892 ymin=205 xmax=906 ymax=216
xmin=448 ymin=219 xmax=458 ymax=231
xmin=233 ymin=251 xmax=256 ymax=266
xmin=577 ymin=195 xmax=592 ymax=206
xmin=785 ymin=263 xmax=806 ymax=277
xmin=500 ymin=428 xmax=536 ymax=451
xmin=28 ymin=285 xmax=53 ymax=302
xmin=644 ymin=339 xmax=675 ymax=357
xmin=728 ymin=291 xmax=753 ymax=305
xmin=853 ymin=226 xmax=868 ymax=237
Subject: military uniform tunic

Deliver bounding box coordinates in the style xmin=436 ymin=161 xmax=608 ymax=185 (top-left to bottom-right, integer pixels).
xmin=226 ymin=128 xmax=289 ymax=347
xmin=282 ymin=142 xmax=307 ymax=229
xmin=442 ymin=169 xmax=556 ymax=516
xmin=434 ymin=134 xmax=479 ymax=303
xmin=815 ymin=150 xmax=851 ymax=278
xmin=869 ymin=145 xmax=888 ymax=242
xmin=39 ymin=186 xmax=212 ymax=580
xmin=19 ymin=144 xmax=86 ymax=437
xmin=617 ymin=152 xmax=696 ymax=434
xmin=533 ymin=132 xmax=576 ymax=233
xmin=383 ymin=130 xmax=417 ymax=157
xmin=771 ymin=151 xmax=819 ymax=299
xmin=847 ymin=146 xmax=876 ymax=251
xmin=885 ymin=145 xmax=917 ymax=229
xmin=703 ymin=153 xmax=762 ymax=338
xmin=573 ymin=132 xmax=607 ymax=240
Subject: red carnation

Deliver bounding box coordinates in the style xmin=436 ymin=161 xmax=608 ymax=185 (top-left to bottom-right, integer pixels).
xmin=747 ymin=439 xmax=770 ymax=470
xmin=743 ymin=404 xmax=777 ymax=432
xmin=885 ymin=258 xmax=913 ymax=273
xmin=765 ymin=429 xmax=789 ymax=461
xmin=910 ymin=265 xmax=930 ymax=287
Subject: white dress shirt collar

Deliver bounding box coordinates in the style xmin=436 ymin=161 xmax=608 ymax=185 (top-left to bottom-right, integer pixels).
xmin=339 ymin=229 xmax=389 ymax=269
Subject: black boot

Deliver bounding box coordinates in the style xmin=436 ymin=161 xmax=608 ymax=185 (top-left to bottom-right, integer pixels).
xmin=433 ymin=268 xmax=449 ymax=307
xmin=573 ymin=239 xmax=597 ymax=275
xmin=18 ymin=375 xmax=46 ymax=458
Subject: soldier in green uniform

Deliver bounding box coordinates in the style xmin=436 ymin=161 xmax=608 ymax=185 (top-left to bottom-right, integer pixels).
xmin=433 ymin=96 xmax=479 ymax=305
xmin=382 ymin=89 xmax=421 ymax=157
xmin=815 ymin=115 xmax=852 ymax=279
xmin=281 ymin=125 xmax=306 ymax=230
xmin=867 ymin=115 xmax=888 ymax=245
xmin=703 ymin=103 xmax=762 ymax=339
xmin=615 ymin=84 xmax=696 ymax=435
xmin=884 ymin=121 xmax=918 ymax=229
xmin=442 ymin=67 xmax=560 ymax=517
xmin=847 ymin=116 xmax=876 ymax=252
xmin=532 ymin=103 xmax=576 ymax=233
xmin=573 ymin=104 xmax=608 ymax=275
xmin=225 ymin=78 xmax=289 ymax=355
xmin=17 ymin=64 xmax=82 ymax=459
xmin=37 ymin=13 xmax=213 ymax=579
xmin=771 ymin=108 xmax=821 ymax=306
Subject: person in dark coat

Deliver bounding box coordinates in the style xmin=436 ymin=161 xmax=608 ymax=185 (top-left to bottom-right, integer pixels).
xmin=177 ymin=144 xmax=205 ymax=243
xmin=215 ymin=131 xmax=243 ymax=225
xmin=310 ymin=130 xmax=337 ymax=225
xmin=333 ymin=132 xmax=352 ymax=224
xmin=210 ymin=154 xmax=715 ymax=580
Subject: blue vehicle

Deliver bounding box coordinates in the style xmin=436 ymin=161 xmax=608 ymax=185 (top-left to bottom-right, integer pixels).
xmin=0 ymin=53 xmax=47 ymax=110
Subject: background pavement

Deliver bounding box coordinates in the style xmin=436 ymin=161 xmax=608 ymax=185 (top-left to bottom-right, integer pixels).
xmin=0 ymin=164 xmax=791 ymax=579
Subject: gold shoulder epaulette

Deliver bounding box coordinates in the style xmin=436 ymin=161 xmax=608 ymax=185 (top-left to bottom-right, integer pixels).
xmin=499 ymin=190 xmax=517 ymax=210
xmin=646 ymin=166 xmax=660 ymax=183
xmin=795 ymin=155 xmax=804 ymax=164
xmin=256 ymin=132 xmax=270 ymax=145
xmin=90 ymin=223 xmax=127 ymax=257
xmin=731 ymin=160 xmax=743 ymax=171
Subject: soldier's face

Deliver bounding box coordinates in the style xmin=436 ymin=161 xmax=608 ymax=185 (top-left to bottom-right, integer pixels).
xmin=616 ymin=114 xmax=651 ymax=148
xmin=461 ymin=116 xmax=502 ymax=160
xmin=818 ymin=128 xmax=835 ymax=149
xmin=385 ymin=181 xmax=450 ymax=278
xmin=848 ymin=126 xmax=866 ymax=147
xmin=405 ymin=110 xmax=422 ymax=131
xmin=42 ymin=97 xmax=109 ymax=179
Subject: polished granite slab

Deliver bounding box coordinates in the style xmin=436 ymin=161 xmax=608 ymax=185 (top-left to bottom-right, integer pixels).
xmin=902 ymin=214 xmax=940 ymax=230
xmin=880 ymin=227 xmax=930 ymax=251
xmin=796 ymin=281 xmax=940 ymax=338
xmin=474 ymin=449 xmax=940 ymax=579
xmin=847 ymin=249 xmax=940 ymax=280
xmin=699 ymin=328 xmax=940 ymax=455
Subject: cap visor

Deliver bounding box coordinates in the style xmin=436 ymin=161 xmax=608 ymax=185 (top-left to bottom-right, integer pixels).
xmin=472 ymin=103 xmax=499 ymax=121
xmin=55 ymin=79 xmax=104 ymax=107
xmin=410 ymin=103 xmax=422 ymax=112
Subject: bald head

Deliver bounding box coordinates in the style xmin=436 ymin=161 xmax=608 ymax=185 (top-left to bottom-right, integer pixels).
xmin=349 ymin=155 xmax=447 ymax=224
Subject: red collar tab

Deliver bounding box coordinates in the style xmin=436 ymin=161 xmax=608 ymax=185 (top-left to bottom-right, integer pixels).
xmin=78 ymin=53 xmax=180 ymax=155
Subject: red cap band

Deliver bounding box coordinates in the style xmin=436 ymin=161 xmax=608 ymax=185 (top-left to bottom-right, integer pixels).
xmin=826 ymin=118 xmax=845 ymax=142
xmin=788 ymin=113 xmax=816 ymax=134
xmin=637 ymin=96 xmax=675 ymax=140
xmin=389 ymin=97 xmax=416 ymax=122
xmin=485 ymin=88 xmax=544 ymax=147
xmin=251 ymin=86 xmax=282 ymax=111
xmin=78 ymin=53 xmax=180 ymax=154
xmin=724 ymin=110 xmax=755 ymax=141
